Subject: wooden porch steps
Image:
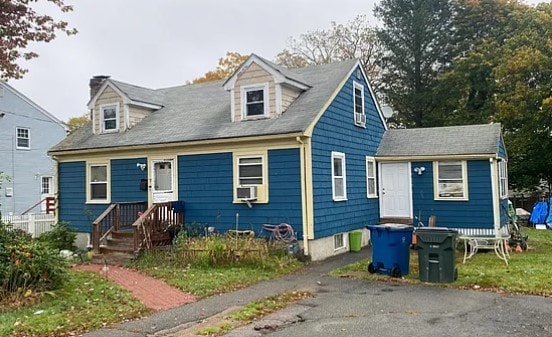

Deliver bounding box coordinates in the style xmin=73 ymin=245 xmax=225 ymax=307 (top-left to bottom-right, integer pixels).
xmin=93 ymin=230 xmax=135 ymax=265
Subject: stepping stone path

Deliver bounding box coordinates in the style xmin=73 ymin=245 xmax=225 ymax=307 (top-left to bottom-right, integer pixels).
xmin=75 ymin=264 xmax=197 ymax=311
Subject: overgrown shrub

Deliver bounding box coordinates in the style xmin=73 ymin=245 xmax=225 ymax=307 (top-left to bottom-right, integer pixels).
xmin=37 ymin=221 xmax=77 ymax=251
xmin=0 ymin=220 xmax=68 ymax=303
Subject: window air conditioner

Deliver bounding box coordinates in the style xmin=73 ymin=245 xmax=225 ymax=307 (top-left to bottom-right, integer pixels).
xmin=354 ymin=113 xmax=366 ymax=127
xmin=237 ymin=186 xmax=257 ymax=201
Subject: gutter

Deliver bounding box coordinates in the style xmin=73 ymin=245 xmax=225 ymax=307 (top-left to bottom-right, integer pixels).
xmin=296 ymin=136 xmax=309 ymax=256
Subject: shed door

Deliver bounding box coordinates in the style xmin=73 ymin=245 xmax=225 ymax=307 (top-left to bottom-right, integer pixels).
xmin=380 ymin=162 xmax=411 ymax=218
xmin=151 ymin=159 xmax=176 ymax=203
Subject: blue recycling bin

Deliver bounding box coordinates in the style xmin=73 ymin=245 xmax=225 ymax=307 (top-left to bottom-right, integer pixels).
xmin=367 ymin=224 xmax=413 ymax=277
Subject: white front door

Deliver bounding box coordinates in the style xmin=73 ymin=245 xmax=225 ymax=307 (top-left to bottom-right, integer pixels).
xmin=380 ymin=162 xmax=411 ymax=218
xmin=151 ymin=159 xmax=176 ymax=203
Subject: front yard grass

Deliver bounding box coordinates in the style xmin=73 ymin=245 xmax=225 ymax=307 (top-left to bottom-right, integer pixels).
xmin=332 ymin=227 xmax=552 ymax=296
xmin=0 ymin=270 xmax=148 ymax=337
xmin=130 ymin=249 xmax=303 ymax=298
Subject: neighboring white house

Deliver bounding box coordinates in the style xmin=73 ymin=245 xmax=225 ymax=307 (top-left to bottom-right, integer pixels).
xmin=0 ymin=81 xmax=67 ymax=216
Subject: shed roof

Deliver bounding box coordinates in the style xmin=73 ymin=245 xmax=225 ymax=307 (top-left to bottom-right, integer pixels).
xmin=50 ymin=59 xmax=358 ymax=153
xmin=376 ymin=123 xmax=503 ymax=158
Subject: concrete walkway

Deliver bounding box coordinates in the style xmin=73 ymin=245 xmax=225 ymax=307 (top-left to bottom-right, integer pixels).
xmin=79 ymin=249 xmax=370 ymax=337
xmin=75 ymin=264 xmax=197 ymax=311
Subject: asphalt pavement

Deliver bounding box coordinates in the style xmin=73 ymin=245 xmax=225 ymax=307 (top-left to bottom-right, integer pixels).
xmin=80 ymin=248 xmax=552 ymax=337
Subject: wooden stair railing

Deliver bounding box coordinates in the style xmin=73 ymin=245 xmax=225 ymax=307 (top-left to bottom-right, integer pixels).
xmin=132 ymin=202 xmax=184 ymax=253
xmin=92 ymin=201 xmax=148 ymax=253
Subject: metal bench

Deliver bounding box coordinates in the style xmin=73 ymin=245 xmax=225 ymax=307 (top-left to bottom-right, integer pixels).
xmin=452 ymin=227 xmax=510 ymax=266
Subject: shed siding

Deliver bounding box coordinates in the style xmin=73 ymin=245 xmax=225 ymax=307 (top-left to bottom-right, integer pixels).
xmin=311 ymin=66 xmax=385 ymax=239
xmin=178 ymin=148 xmax=303 ymax=237
xmin=111 ymin=158 xmax=148 ymax=202
xmin=498 ymin=136 xmax=507 ymax=159
xmin=411 ymin=160 xmax=494 ymax=229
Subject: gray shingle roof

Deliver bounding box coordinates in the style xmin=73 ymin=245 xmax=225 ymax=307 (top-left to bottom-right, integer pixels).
xmin=376 ymin=123 xmax=502 ymax=157
xmin=50 ymin=59 xmax=357 ymax=153
xmin=110 ymin=80 xmax=165 ymax=106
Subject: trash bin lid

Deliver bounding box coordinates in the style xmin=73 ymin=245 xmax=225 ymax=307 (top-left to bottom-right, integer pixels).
xmin=368 ymin=223 xmax=414 ymax=231
xmin=415 ymin=227 xmax=458 ymax=234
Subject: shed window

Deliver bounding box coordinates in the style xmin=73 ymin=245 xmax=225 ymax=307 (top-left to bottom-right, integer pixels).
xmin=499 ymin=160 xmax=508 ymax=198
xmin=435 ymin=161 xmax=468 ymax=200
xmin=332 ymin=152 xmax=347 ymax=201
xmin=16 ymin=127 xmax=30 ymax=149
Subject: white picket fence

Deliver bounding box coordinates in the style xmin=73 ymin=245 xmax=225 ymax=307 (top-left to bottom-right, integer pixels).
xmin=1 ymin=213 xmax=56 ymax=237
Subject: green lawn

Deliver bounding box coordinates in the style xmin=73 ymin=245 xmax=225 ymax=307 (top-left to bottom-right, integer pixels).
xmin=130 ymin=250 xmax=303 ymax=298
xmin=0 ymin=270 xmax=148 ymax=337
xmin=332 ymin=227 xmax=552 ymax=296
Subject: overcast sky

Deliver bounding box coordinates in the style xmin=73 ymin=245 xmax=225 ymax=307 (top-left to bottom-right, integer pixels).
xmin=9 ymin=0 xmax=545 ymax=122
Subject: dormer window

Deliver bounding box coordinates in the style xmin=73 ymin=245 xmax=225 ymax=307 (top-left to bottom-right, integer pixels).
xmin=242 ymin=83 xmax=269 ymax=120
xmin=101 ymin=103 xmax=119 ymax=132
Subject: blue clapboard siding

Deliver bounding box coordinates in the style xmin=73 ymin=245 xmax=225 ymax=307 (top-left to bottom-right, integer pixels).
xmin=58 ymin=158 xmax=148 ymax=233
xmin=111 ymin=158 xmax=148 ymax=202
xmin=178 ymin=149 xmax=303 ymax=238
xmin=498 ymin=135 xmax=507 ymax=159
xmin=411 ymin=160 xmax=494 ymax=229
xmin=58 ymin=161 xmax=103 ymax=232
xmin=311 ymin=66 xmax=386 ymax=239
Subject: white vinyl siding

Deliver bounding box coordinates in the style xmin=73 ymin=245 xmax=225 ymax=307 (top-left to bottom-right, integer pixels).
xmin=332 ymin=152 xmax=347 ymax=201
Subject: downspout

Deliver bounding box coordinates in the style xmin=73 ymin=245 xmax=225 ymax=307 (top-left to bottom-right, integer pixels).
xmin=296 ymin=136 xmax=309 ymax=256
xmin=489 ymin=158 xmax=500 ymax=232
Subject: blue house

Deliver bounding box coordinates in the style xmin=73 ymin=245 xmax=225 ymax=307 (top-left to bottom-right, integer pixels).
xmin=376 ymin=124 xmax=509 ymax=234
xmin=0 ymin=81 xmax=66 ymax=216
xmin=49 ymin=54 xmax=508 ymax=261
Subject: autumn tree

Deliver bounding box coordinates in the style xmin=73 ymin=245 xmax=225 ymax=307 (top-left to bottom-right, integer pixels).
xmin=492 ymin=2 xmax=552 ymax=191
xmin=192 ymin=52 xmax=249 ymax=83
xmin=0 ymin=0 xmax=77 ymax=80
xmin=66 ymin=114 xmax=89 ymax=132
xmin=375 ymin=0 xmax=454 ymax=127
xmin=275 ymin=15 xmax=384 ymax=91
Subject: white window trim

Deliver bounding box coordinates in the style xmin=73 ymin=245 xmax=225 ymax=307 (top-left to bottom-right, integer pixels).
xmin=331 ymin=151 xmax=347 ymax=201
xmin=334 ymin=233 xmax=346 ymax=251
xmin=499 ymin=159 xmax=508 ymax=199
xmin=241 ymin=83 xmax=269 ymax=120
xmin=433 ymin=160 xmax=469 ymax=201
xmin=233 ymin=151 xmax=269 ymax=203
xmin=353 ymin=81 xmax=365 ymax=127
xmin=366 ymin=156 xmax=378 ymax=198
xmin=15 ymin=127 xmax=30 ymax=150
xmin=41 ymin=176 xmax=53 ymax=195
xmin=86 ymin=162 xmax=111 ymax=204
xmin=100 ymin=103 xmax=120 ymax=133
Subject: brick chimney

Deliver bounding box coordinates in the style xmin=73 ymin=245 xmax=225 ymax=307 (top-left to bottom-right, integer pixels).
xmin=89 ymin=75 xmax=110 ymax=100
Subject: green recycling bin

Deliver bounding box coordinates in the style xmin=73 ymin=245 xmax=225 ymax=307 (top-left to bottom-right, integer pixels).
xmin=415 ymin=228 xmax=458 ymax=283
xmin=349 ymin=231 xmax=362 ymax=252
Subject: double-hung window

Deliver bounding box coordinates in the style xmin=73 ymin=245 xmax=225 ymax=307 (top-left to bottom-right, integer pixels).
xmin=435 ymin=161 xmax=468 ymax=200
xmin=16 ymin=127 xmax=30 ymax=149
xmin=88 ymin=164 xmax=109 ymax=202
xmin=366 ymin=156 xmax=377 ymax=198
xmin=498 ymin=160 xmax=508 ymax=198
xmin=234 ymin=152 xmax=268 ymax=203
xmin=41 ymin=177 xmax=53 ymax=194
xmin=332 ymin=152 xmax=347 ymax=201
xmin=101 ymin=104 xmax=119 ymax=132
xmin=242 ymin=84 xmax=268 ymax=119
xmin=353 ymin=81 xmax=365 ymax=127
